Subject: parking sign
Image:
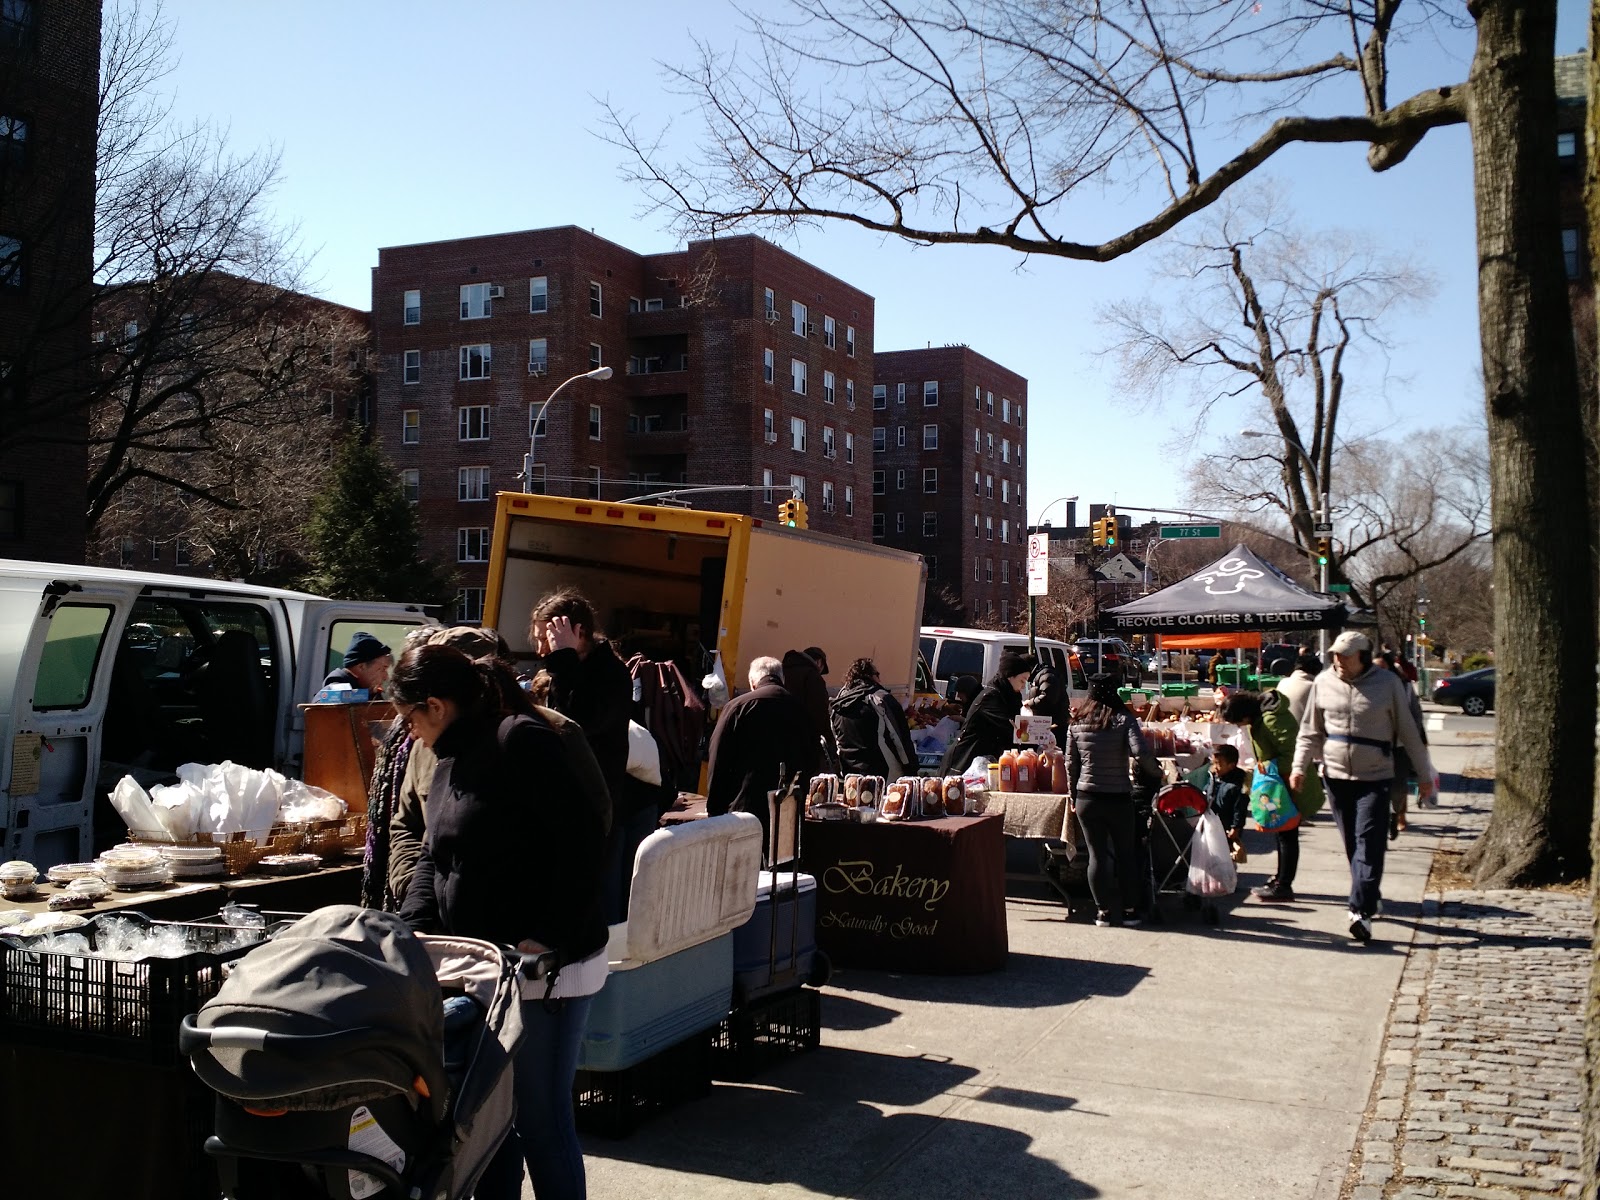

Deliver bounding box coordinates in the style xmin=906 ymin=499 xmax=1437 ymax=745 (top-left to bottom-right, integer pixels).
xmin=1027 ymin=533 xmax=1050 ymax=596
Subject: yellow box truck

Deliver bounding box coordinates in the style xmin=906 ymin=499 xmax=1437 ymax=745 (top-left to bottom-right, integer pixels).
xmin=483 ymin=493 xmax=928 ymax=704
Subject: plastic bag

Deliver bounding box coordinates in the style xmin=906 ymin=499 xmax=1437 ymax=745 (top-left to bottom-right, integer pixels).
xmin=701 ymin=650 xmax=729 ymax=708
xmin=108 ymin=775 xmax=162 ymax=837
xmin=1187 ymin=809 xmax=1237 ymax=896
xmin=625 ymin=720 xmax=663 ymax=786
xmin=147 ymin=780 xmax=205 ymax=841
xmin=1249 ymin=761 xmax=1301 ymax=834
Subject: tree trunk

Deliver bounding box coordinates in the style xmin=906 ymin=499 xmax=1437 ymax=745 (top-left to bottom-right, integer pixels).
xmin=1460 ymin=0 xmax=1597 ymax=885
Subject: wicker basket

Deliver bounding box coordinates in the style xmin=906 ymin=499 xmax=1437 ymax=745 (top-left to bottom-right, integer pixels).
xmin=302 ymin=813 xmax=368 ymax=864
xmin=126 ymin=827 xmax=307 ymax=877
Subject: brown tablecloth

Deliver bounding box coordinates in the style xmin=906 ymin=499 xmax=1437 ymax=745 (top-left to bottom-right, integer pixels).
xmin=978 ymin=791 xmax=1072 ymax=839
xmin=799 ymin=812 xmax=1007 ymax=974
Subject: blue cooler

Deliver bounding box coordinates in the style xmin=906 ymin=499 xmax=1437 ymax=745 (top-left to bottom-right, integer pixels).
xmin=733 ymin=870 xmax=818 ymax=1005
xmin=578 ymin=932 xmax=734 ymax=1073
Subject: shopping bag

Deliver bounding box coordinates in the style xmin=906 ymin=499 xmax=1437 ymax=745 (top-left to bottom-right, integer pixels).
xmin=1249 ymin=761 xmax=1301 ymax=834
xmin=1186 ymin=809 xmax=1237 ymax=896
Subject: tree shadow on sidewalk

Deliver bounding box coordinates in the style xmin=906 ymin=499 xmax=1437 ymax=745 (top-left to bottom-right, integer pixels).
xmin=824 ymin=949 xmax=1149 ymax=1009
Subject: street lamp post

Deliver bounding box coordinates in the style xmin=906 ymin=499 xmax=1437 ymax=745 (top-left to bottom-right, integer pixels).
xmin=521 ymin=366 xmax=615 ymax=491
xmin=1240 ymin=428 xmax=1332 ymax=654
xmin=1027 ymin=496 xmax=1077 ymax=656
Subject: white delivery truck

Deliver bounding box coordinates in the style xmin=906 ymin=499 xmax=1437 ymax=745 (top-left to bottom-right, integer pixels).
xmin=0 ymin=560 xmax=436 ymax=868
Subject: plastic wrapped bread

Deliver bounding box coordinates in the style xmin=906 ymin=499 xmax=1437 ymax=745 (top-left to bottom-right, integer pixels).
xmin=808 ymin=775 xmax=840 ymax=812
xmin=919 ymin=776 xmax=946 ymax=818
xmin=856 ymin=776 xmax=884 ymax=810
xmin=942 ymin=777 xmax=967 ymax=816
xmin=883 ymin=777 xmax=919 ymax=821
xmin=842 ymin=774 xmax=863 ymax=807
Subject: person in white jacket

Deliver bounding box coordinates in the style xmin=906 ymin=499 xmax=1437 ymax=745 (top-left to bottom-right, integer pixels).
xmin=1274 ymin=652 xmax=1324 ymax=725
xmin=1290 ymin=630 xmax=1435 ymax=944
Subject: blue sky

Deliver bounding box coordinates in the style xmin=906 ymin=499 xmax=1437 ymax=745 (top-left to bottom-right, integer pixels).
xmin=152 ymin=1 xmax=1588 ymax=524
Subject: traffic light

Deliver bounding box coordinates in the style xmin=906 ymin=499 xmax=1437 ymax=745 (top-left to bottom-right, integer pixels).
xmin=1104 ymin=509 xmax=1117 ymax=548
xmin=1418 ymin=613 xmax=1427 ymax=629
xmin=1315 ymin=537 xmax=1330 ymax=566
xmin=792 ymin=499 xmax=808 ymax=529
xmin=1091 ymin=518 xmax=1106 ymax=548
xmin=779 ymin=499 xmax=797 ymax=526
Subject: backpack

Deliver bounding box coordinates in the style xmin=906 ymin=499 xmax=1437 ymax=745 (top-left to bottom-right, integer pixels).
xmin=626 ymin=654 xmax=707 ymax=793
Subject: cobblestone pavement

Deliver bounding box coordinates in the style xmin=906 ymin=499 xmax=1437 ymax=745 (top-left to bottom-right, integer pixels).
xmin=1343 ymin=755 xmax=1589 ymax=1200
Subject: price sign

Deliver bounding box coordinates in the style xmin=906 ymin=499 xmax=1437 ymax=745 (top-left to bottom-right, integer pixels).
xmin=1027 ymin=533 xmax=1050 ymax=596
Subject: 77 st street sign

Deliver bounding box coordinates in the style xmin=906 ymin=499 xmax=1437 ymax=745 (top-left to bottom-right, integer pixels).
xmin=1157 ymin=524 xmax=1221 ymax=539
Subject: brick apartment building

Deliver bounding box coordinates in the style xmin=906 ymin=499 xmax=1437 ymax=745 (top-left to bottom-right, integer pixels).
xmin=371 ymin=228 xmax=876 ymax=618
xmin=1556 ymin=54 xmax=1588 ymax=291
xmin=0 ymin=0 xmax=100 ymax=564
xmin=872 ymin=346 xmax=1028 ymax=626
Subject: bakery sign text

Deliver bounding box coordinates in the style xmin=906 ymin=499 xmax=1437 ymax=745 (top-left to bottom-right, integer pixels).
xmin=821 ymin=859 xmax=950 ymax=912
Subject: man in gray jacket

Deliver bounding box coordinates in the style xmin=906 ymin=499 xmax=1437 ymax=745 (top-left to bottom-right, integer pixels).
xmin=1290 ymin=630 xmax=1435 ymax=943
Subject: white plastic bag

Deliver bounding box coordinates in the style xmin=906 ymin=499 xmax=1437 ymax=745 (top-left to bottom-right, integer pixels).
xmin=625 ymin=720 xmax=662 ymax=785
xmin=108 ymin=775 xmax=163 ymax=837
xmin=276 ymin=779 xmax=347 ymax=825
xmin=701 ymin=650 xmax=729 ymax=708
xmin=147 ymin=780 xmax=205 ymax=841
xmin=1186 ymin=809 xmax=1237 ymax=897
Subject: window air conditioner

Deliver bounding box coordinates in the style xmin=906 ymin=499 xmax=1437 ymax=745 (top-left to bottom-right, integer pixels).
xmin=823 ymin=448 xmax=835 ymax=459
xmin=528 ymin=361 xmax=547 ymax=376
xmin=488 ymin=285 xmax=504 ymax=300
xmin=805 ymin=322 xmax=816 ymax=336
xmin=764 ymin=431 xmax=778 ymax=444
xmin=765 ymin=307 xmax=778 ymax=320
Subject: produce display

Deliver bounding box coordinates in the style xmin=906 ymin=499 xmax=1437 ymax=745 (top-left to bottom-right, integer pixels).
xmin=995 ymin=747 xmax=1070 ymax=794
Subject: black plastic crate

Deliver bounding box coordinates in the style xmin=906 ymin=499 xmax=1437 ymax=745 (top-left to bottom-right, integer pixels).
xmin=710 ymin=986 xmax=822 ymax=1081
xmin=0 ymin=913 xmax=264 ymax=1065
xmin=573 ymin=1030 xmax=714 ymax=1138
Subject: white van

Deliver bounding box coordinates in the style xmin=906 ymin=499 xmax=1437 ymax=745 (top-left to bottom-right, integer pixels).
xmin=0 ymin=560 xmax=437 ymax=869
xmin=918 ymin=626 xmax=1089 ymax=700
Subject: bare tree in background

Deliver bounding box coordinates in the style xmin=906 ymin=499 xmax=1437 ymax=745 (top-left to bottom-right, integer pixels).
xmin=606 ymin=0 xmax=1592 ymax=887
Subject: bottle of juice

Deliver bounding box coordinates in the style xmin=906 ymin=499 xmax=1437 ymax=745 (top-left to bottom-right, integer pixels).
xmin=1049 ymin=748 xmax=1070 ymax=793
xmin=998 ymin=748 xmax=1018 ymax=793
xmin=1016 ymin=747 xmax=1037 ymax=792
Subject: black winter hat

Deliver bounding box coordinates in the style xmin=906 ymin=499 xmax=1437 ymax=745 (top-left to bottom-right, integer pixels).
xmin=998 ymin=651 xmax=1037 ymax=679
xmin=1088 ymin=673 xmax=1122 ymax=707
xmin=343 ymin=631 xmax=391 ymax=668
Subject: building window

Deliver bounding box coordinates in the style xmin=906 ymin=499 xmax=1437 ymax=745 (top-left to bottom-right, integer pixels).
xmin=923 ymin=380 xmax=939 ymax=407
xmin=896 ymin=383 xmax=906 ymax=406
xmin=458 ymin=405 xmax=490 ymax=441
xmin=1563 ymin=227 xmax=1581 ymax=279
xmin=789 ymin=473 xmax=806 ymax=500
xmin=459 ymin=343 xmax=491 ymax=380
xmin=0 ymin=234 xmax=22 ymax=289
xmin=973 ymin=514 xmax=980 ymax=539
xmin=762 ymin=468 xmax=774 ymax=503
xmin=1001 ymin=519 xmax=1010 ymax=543
xmin=896 ymin=425 xmax=906 ymax=448
xmin=791 ymin=359 xmax=807 ymax=395
xmin=458 ymin=527 xmax=490 ymax=562
xmin=896 ymin=513 xmax=906 ymax=534
xmin=1002 ymin=438 xmax=1012 ymax=464
xmin=1002 ymin=559 xmax=1011 ymax=583
xmin=790 ymin=416 xmax=807 ymax=452
xmin=926 ymin=555 xmax=938 ymax=580
xmin=974 ymin=385 xmax=982 ymax=411
xmin=460 ymin=282 xmax=493 ymax=319
xmin=457 ymin=587 xmax=486 ymax=623
xmin=403 ymin=289 xmax=420 ymax=324
xmin=529 ymin=276 xmax=548 ymax=313
xmin=985 ymin=517 xmax=993 ymax=541
xmin=628 ymin=297 xmax=641 ymax=313
xmin=402 ymin=349 xmax=420 ymax=384
xmin=873 ymin=427 xmax=886 ymax=453
xmin=822 ymin=480 xmax=835 ymax=513
xmin=987 ymin=432 xmax=995 ymax=456
xmin=822 ymin=424 xmax=836 ymax=458
xmin=974 ymin=429 xmax=981 ymax=454
xmin=923 ymin=424 xmax=939 ymax=450
xmin=763 ymin=347 xmax=774 ymax=384
xmin=986 ymin=558 xmax=994 ymax=583
xmin=792 ymin=299 xmax=808 ymax=336
xmin=1000 ymin=598 xmax=1010 ymax=623
xmin=0 ymin=115 xmax=26 ymax=168
xmin=873 ymin=513 xmax=885 ymax=538
xmin=974 ymin=559 xmax=980 ymax=581
xmin=896 ymin=469 xmax=906 ymax=490
xmin=986 ymin=474 xmax=993 ymax=498
xmin=1558 ymin=131 xmax=1578 ymax=158
xmin=873 ymin=470 xmax=886 ymax=496
xmin=589 ymin=282 xmax=602 ymax=317
xmin=174 ymin=538 xmax=190 ymax=566
xmin=118 ymin=537 xmax=135 ymax=567
xmin=845 ymin=432 xmax=854 ymax=463
xmin=525 ymin=464 xmax=546 ymax=494
xmin=845 ymin=379 xmax=855 ymax=408
xmin=823 ymin=316 xmax=836 ymax=348
xmin=402 ymin=410 xmax=420 ymax=444
xmin=923 ymin=512 xmax=938 ymax=538
xmin=763 ymin=286 xmax=776 ymax=318
xmin=589 ymin=343 xmax=603 ymax=370
xmin=764 ymin=407 xmax=776 ymax=442
xmin=588 ymin=467 xmax=602 ymax=499
xmin=459 ymin=466 xmax=491 ymax=501
xmin=528 ymin=338 xmax=548 ymax=374
xmin=873 ymin=384 xmax=887 ymax=410
xmin=1002 ymin=397 xmax=1012 ymax=424
xmin=844 ymin=484 xmax=854 ymax=516
xmin=823 ymin=370 xmax=835 ymax=405
xmin=529 ymin=404 xmax=547 ymax=438
xmin=1017 ymin=405 xmax=1025 ymax=429
xmin=923 ymin=468 xmax=938 ymax=493
xmin=974 ymin=471 xmax=980 ymax=496
xmin=589 ymin=404 xmax=602 ymax=440
xmin=1002 ymin=480 xmax=1011 ymax=505
xmin=401 ymin=469 xmax=420 ymax=503
xmin=845 ymin=325 xmax=856 ymax=356
xmin=986 ymin=391 xmax=995 ymax=415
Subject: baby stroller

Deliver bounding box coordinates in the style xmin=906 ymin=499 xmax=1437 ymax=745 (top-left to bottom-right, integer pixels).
xmin=180 ymin=905 xmax=525 ymax=1199
xmin=1145 ymin=782 xmax=1221 ymax=925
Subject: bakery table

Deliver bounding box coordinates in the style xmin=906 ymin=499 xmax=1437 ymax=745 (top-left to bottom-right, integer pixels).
xmin=1 ymin=864 xmax=362 ymax=923
xmin=799 ymin=811 xmax=1007 ymax=974
xmin=978 ymin=790 xmax=1072 ymax=840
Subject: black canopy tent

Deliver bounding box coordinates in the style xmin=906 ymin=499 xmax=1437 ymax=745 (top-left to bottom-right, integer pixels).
xmin=1099 ymin=544 xmax=1347 ymax=634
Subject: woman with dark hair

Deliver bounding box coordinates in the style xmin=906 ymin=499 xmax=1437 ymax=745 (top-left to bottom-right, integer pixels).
xmin=394 ymin=643 xmax=608 ymax=1200
xmin=1220 ymin=689 xmax=1323 ymax=902
xmin=1066 ymin=675 xmax=1159 ymax=927
xmin=940 ymin=652 xmax=1035 ymax=774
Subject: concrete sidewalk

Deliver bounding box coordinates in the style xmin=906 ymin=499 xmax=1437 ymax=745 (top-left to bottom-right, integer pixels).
xmin=577 ymin=750 xmax=1486 ymax=1200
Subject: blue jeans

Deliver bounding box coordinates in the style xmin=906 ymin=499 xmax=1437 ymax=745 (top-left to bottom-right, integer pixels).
xmin=475 ymin=993 xmax=594 ymax=1200
xmin=1325 ymin=776 xmax=1392 ymax=917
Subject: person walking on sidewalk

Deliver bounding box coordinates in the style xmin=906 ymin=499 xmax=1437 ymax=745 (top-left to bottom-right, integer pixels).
xmin=1221 ymin=689 xmax=1324 ymax=902
xmin=1290 ymin=630 xmax=1435 ymax=943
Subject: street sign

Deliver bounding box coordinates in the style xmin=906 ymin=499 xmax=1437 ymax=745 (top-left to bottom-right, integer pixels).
xmin=1026 ymin=533 xmax=1049 ymax=596
xmin=1158 ymin=524 xmax=1221 ymax=539
xmin=1328 ymin=583 xmax=1352 ymax=593
xmin=1313 ymin=521 xmax=1333 ymax=535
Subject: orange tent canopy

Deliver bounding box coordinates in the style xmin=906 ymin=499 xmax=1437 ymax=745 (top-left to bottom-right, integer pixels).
xmin=1156 ymin=632 xmax=1262 ymax=650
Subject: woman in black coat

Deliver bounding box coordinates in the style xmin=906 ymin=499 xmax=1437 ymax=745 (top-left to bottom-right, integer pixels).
xmin=395 ymin=644 xmax=607 ymax=1200
xmin=941 ymin=651 xmax=1035 ymax=774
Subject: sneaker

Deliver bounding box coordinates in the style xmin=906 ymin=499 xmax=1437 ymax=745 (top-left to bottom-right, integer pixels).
xmin=1094 ymin=910 xmax=1113 ymax=928
xmin=1374 ymin=899 xmax=1384 ymax=917
xmin=1122 ymin=910 xmax=1144 ymax=928
xmin=1388 ymin=813 xmax=1400 ymax=841
xmin=1252 ymin=881 xmax=1296 ymax=902
xmin=1349 ymin=911 xmax=1373 ymax=943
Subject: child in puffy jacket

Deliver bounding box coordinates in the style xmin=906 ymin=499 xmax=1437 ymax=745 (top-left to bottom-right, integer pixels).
xmin=1206 ymin=744 xmax=1250 ymax=850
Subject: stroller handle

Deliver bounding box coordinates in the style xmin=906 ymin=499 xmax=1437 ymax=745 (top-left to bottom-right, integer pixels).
xmin=178 ymin=1014 xmax=422 ymax=1061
